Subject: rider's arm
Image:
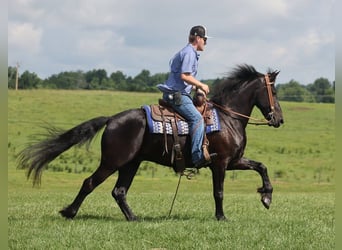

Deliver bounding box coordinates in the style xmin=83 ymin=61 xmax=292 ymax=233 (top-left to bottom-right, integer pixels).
xmin=181 ymin=73 xmax=210 ymax=95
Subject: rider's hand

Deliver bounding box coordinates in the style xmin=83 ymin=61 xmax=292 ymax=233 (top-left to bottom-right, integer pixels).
xmin=200 ymin=83 xmax=210 ymax=95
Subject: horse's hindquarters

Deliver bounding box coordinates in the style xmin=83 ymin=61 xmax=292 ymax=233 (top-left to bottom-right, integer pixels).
xmin=101 ymin=109 xmax=147 ymax=168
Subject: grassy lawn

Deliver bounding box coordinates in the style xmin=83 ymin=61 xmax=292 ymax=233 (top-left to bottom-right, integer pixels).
xmin=8 ymin=169 xmax=335 ymax=250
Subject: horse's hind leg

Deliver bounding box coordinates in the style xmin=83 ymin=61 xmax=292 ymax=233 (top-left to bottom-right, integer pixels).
xmin=112 ymin=160 xmax=140 ymax=221
xmin=229 ymin=157 xmax=273 ymax=209
xmin=59 ymin=166 xmax=115 ymax=219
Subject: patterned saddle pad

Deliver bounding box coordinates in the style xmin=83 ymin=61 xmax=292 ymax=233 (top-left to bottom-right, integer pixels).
xmin=142 ymin=105 xmax=221 ymax=135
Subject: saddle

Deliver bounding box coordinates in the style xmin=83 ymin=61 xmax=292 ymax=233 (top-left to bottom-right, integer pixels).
xmin=150 ymin=93 xmax=214 ymax=173
xmin=151 ymin=99 xmax=214 ymax=126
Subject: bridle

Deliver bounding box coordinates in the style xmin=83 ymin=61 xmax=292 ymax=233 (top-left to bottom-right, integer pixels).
xmin=263 ymin=73 xmax=276 ymax=124
xmin=264 ymin=73 xmax=275 ymax=115
xmin=207 ymin=74 xmax=276 ymax=126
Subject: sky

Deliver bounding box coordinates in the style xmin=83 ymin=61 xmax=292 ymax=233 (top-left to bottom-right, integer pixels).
xmin=8 ymin=0 xmax=335 ymax=85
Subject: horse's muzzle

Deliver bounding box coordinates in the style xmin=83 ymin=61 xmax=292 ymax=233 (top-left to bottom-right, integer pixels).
xmin=267 ymin=112 xmax=284 ymax=128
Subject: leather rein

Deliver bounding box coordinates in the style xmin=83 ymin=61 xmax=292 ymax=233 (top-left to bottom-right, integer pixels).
xmin=206 ymin=74 xmax=275 ymax=126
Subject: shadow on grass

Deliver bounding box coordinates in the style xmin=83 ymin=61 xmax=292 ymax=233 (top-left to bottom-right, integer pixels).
xmin=44 ymin=213 xmax=216 ymax=222
xmin=138 ymin=214 xmax=194 ymax=222
xmin=42 ymin=213 xmax=124 ymax=222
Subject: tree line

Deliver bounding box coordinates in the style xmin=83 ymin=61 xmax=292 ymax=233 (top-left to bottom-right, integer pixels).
xmin=8 ymin=66 xmax=335 ymax=103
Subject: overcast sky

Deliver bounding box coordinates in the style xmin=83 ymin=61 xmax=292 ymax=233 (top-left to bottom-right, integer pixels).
xmin=8 ymin=0 xmax=335 ymax=85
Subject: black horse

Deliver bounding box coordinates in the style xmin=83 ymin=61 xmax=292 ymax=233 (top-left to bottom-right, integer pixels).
xmin=18 ymin=64 xmax=284 ymax=221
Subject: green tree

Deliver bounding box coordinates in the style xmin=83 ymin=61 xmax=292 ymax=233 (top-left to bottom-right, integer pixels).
xmin=44 ymin=71 xmax=84 ymax=89
xmin=96 ymin=69 xmax=107 ymax=86
xmin=85 ymin=69 xmax=108 ymax=89
xmin=307 ymin=77 xmax=334 ymax=103
xmin=19 ymin=70 xmax=42 ymax=89
xmin=130 ymin=69 xmax=151 ymax=91
xmin=129 ymin=70 xmax=168 ymax=92
xmin=276 ymin=80 xmax=313 ymax=102
xmin=110 ymin=71 xmax=127 ymax=90
xmin=8 ymin=66 xmax=17 ymax=89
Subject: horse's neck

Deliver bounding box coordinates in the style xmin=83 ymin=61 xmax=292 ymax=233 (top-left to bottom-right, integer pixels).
xmin=212 ymin=79 xmax=259 ymax=126
xmin=225 ymin=89 xmax=255 ymax=118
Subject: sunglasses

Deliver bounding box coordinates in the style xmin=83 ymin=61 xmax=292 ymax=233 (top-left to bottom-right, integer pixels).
xmin=198 ymin=36 xmax=207 ymax=44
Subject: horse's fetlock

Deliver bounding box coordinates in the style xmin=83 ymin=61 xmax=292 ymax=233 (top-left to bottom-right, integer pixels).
xmin=257 ymin=186 xmax=273 ymax=194
xmin=112 ymin=187 xmax=126 ymax=200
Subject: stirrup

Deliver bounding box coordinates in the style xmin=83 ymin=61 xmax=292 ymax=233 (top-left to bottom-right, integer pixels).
xmin=182 ymin=168 xmax=199 ymax=180
xmin=194 ymin=153 xmax=218 ymax=169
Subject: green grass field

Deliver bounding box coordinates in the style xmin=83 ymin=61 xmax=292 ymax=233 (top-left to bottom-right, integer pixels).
xmin=8 ymin=90 xmax=335 ymax=249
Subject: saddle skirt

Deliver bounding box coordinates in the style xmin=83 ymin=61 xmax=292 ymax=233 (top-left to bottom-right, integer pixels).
xmin=142 ymin=103 xmax=221 ymax=135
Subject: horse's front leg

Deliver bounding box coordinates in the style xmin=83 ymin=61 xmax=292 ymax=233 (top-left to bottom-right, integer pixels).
xmin=229 ymin=157 xmax=273 ymax=209
xmin=210 ymin=166 xmax=227 ymax=220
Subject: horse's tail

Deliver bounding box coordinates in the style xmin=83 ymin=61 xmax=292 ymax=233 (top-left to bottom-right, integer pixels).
xmin=17 ymin=116 xmax=111 ymax=186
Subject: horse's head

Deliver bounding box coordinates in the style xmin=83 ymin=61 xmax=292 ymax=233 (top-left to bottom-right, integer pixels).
xmin=255 ymin=70 xmax=284 ymax=128
xmin=211 ymin=64 xmax=284 ymax=127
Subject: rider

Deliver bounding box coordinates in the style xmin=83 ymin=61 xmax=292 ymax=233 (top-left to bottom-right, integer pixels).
xmin=157 ymin=25 xmax=217 ymax=168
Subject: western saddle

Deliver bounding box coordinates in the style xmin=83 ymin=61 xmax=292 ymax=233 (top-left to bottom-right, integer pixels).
xmin=149 ymin=92 xmax=214 ymax=173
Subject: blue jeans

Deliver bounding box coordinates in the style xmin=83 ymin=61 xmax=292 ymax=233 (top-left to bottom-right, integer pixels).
xmin=163 ymin=93 xmax=204 ymax=164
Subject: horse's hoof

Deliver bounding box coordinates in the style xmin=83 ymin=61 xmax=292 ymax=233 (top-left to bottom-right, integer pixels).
xmin=216 ymin=215 xmax=227 ymax=221
xmin=261 ymin=195 xmax=271 ymax=209
xmin=128 ymin=216 xmax=138 ymax=222
xmin=59 ymin=207 xmax=77 ymax=219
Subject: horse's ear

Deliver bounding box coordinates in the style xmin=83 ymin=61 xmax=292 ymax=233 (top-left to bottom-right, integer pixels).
xmin=269 ymin=70 xmax=280 ymax=82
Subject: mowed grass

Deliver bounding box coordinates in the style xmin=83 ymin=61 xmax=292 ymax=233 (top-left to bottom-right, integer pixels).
xmin=8 ymin=90 xmax=335 ymax=249
xmin=8 ymin=170 xmax=335 ymax=250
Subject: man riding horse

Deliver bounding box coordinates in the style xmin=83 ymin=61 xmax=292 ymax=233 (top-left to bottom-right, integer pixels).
xmin=157 ymin=25 xmax=217 ymax=169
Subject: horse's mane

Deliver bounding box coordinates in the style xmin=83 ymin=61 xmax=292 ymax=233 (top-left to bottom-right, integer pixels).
xmin=211 ymin=64 xmax=264 ymax=104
